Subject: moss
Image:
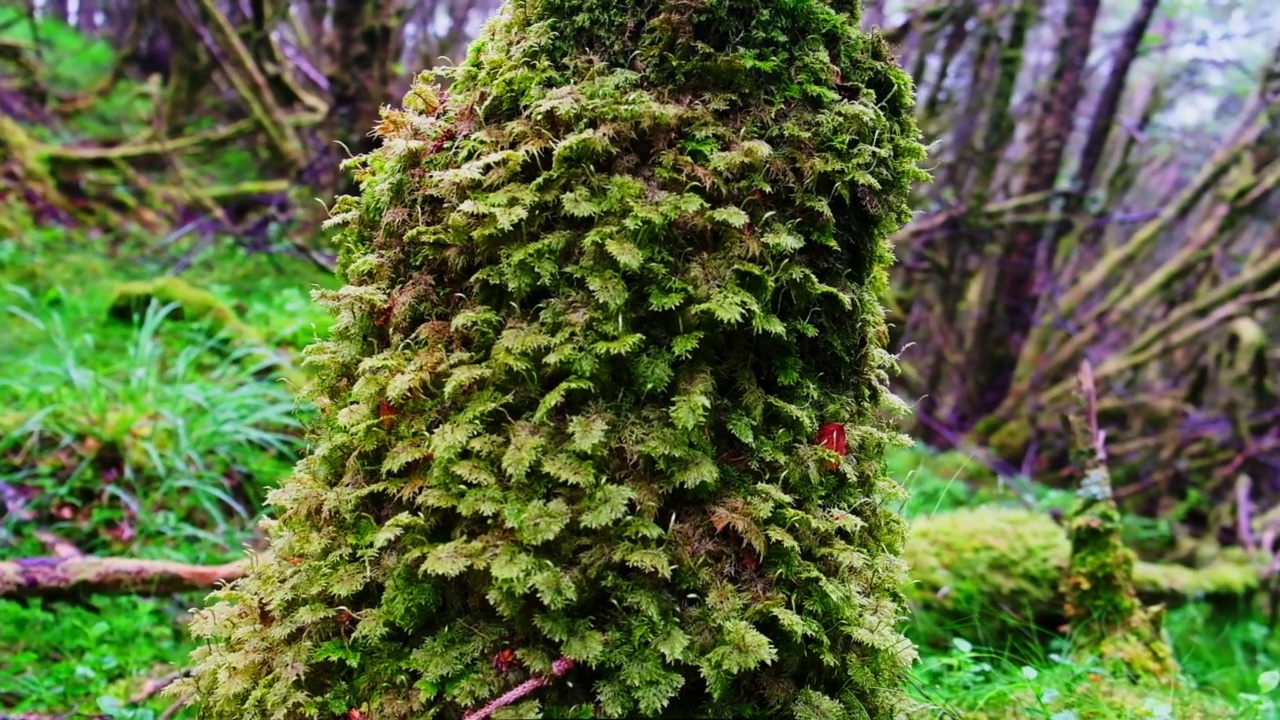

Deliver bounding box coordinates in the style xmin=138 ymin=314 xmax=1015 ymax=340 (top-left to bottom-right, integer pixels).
xmin=1062 ymin=370 xmax=1182 ymax=679
xmin=1135 ymin=549 xmax=1257 ymax=598
xmin=904 ymin=507 xmax=1068 ymax=647
xmin=984 ymin=420 xmax=1031 ymax=464
xmin=903 ymin=507 xmax=1259 ymax=647
xmin=107 ymin=277 xmax=262 ymax=343
xmin=1065 ymin=500 xmax=1181 ymax=678
xmin=178 ymin=0 xmax=929 ymax=718
xmin=106 ymin=277 xmax=307 ymax=388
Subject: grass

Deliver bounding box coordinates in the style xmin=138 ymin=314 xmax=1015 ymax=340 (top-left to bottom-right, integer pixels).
xmin=0 ymin=595 xmax=199 ymax=719
xmin=0 ymin=179 xmax=343 ymax=712
xmin=0 ymin=220 xmax=326 ymax=714
xmin=1 ymin=290 xmax=303 ymax=558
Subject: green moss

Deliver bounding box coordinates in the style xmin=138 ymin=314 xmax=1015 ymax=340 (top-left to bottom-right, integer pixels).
xmin=903 ymin=507 xmax=1259 ymax=648
xmin=179 ymin=0 xmax=928 ymax=718
xmin=107 ymin=277 xmax=262 ymax=343
xmin=1062 ymin=380 xmax=1181 ymax=680
xmin=1135 ymin=550 xmax=1258 ymax=599
xmin=905 ymin=507 xmax=1068 ymax=647
xmin=984 ymin=420 xmax=1031 ymax=464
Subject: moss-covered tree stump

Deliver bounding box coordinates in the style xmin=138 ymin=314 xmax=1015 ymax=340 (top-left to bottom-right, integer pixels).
xmin=177 ymin=1 xmax=926 ymax=718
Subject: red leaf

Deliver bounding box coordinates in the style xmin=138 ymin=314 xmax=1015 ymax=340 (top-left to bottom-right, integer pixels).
xmin=816 ymin=422 xmax=847 ymax=470
xmin=492 ymin=648 xmax=517 ymax=672
xmin=379 ymin=399 xmax=397 ymax=429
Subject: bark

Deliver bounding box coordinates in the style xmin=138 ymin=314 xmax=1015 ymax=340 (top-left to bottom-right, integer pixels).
xmin=1074 ymin=0 xmax=1161 ymax=195
xmin=325 ymin=0 xmax=408 ymax=192
xmin=964 ymin=0 xmax=1102 ymax=426
xmin=47 ymin=0 xmax=70 ymax=24
xmin=862 ymin=0 xmax=887 ymax=31
xmin=179 ymin=0 xmax=306 ymax=169
xmin=77 ymin=0 xmax=98 ymax=32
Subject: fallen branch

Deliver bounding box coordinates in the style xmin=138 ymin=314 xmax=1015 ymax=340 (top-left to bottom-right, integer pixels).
xmin=0 ymin=555 xmax=248 ymax=598
xmin=131 ymin=669 xmax=193 ymax=705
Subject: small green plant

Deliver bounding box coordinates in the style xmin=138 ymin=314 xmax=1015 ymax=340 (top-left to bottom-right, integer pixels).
xmin=1234 ymin=669 xmax=1280 ymax=719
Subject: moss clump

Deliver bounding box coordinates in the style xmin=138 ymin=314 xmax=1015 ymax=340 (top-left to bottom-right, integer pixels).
xmin=1064 ymin=497 xmax=1181 ymax=679
xmin=903 ymin=507 xmax=1259 ymax=647
xmin=905 ymin=507 xmax=1068 ymax=647
xmin=1063 ymin=366 xmax=1180 ymax=679
xmin=178 ymin=0 xmax=928 ymax=718
xmin=107 ymin=277 xmax=262 ymax=343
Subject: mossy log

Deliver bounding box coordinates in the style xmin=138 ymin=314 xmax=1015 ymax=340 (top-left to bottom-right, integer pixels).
xmin=106 ymin=277 xmax=306 ymax=387
xmin=107 ymin=277 xmax=263 ymax=341
xmin=904 ymin=506 xmax=1259 ymax=646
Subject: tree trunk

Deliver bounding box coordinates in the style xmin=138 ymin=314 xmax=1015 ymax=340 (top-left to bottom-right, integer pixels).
xmin=963 ymin=0 xmax=1102 ymax=427
xmin=325 ymin=0 xmax=407 ymax=194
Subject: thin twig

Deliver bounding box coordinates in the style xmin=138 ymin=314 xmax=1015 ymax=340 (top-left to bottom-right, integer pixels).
xmin=462 ymin=657 xmax=575 ymax=720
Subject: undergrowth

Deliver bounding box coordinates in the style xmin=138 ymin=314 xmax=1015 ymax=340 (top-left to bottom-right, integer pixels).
xmin=1 ymin=290 xmax=302 ymax=557
xmin=0 ymin=595 xmax=198 ymax=720
xmin=894 ymin=443 xmax=1280 ymax=718
xmin=1 ymin=12 xmax=1276 ymax=713
xmin=3 ymin=440 xmax=1280 ymax=717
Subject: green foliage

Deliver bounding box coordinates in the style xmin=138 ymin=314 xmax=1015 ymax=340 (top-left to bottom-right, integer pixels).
xmin=0 ymin=595 xmax=196 ymax=719
xmin=1 ymin=290 xmax=303 ymax=558
xmin=0 ymin=6 xmax=112 ymax=93
xmin=181 ymin=0 xmax=928 ymax=717
xmin=909 ymin=634 xmax=1236 ymax=719
xmin=0 ymin=6 xmax=152 ymax=143
xmin=888 ymin=443 xmax=1006 ymax=518
xmin=902 ymin=506 xmax=1259 ymax=650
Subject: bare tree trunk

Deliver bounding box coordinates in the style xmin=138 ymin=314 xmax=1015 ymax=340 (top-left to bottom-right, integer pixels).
xmin=77 ymin=0 xmax=98 ymax=32
xmin=47 ymin=0 xmax=71 ymax=23
xmin=862 ymin=0 xmax=887 ymax=30
xmin=1074 ymin=0 xmax=1162 ymax=196
xmin=963 ymin=0 xmax=1102 ymax=426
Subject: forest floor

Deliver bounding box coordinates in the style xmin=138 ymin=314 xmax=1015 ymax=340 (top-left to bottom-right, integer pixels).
xmin=2 ymin=222 xmax=1279 ymax=719
xmin=3 ymin=10 xmax=1280 ymax=717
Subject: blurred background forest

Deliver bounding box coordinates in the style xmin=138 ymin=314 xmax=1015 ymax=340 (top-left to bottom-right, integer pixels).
xmin=2 ymin=0 xmax=1280 ymax=717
